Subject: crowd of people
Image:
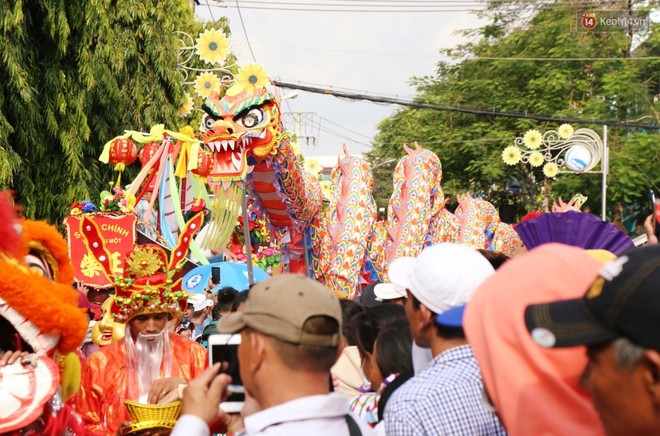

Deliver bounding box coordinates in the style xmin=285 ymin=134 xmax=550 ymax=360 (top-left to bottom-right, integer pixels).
xmin=2 ymin=192 xmax=660 ymax=436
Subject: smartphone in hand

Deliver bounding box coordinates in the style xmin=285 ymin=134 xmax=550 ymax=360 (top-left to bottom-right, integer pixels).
xmin=211 ymin=266 xmax=221 ymax=286
xmin=208 ymin=333 xmax=244 ymax=413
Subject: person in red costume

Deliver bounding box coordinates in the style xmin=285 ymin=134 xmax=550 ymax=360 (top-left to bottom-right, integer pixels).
xmin=70 ymin=214 xmax=208 ymax=435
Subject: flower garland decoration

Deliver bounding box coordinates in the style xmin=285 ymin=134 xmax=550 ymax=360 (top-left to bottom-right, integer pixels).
xmin=501 ymin=124 xmax=603 ymax=180
xmin=543 ymin=162 xmax=559 ymax=178
xmin=99 ymin=187 xmax=136 ymax=213
xmin=194 ymin=72 xmax=221 ymax=99
xmin=234 ymin=244 xmax=282 ymax=274
xmin=523 ymin=130 xmax=542 ymax=149
xmin=195 ymin=28 xmax=230 ymax=64
xmin=304 ymin=158 xmax=322 ymax=176
xmin=177 ymin=92 xmax=194 ymax=118
xmin=319 ymin=180 xmax=334 ymax=202
xmin=529 ymin=151 xmax=544 ymax=167
xmin=502 ymin=146 xmax=521 ymax=166
xmin=70 ymin=200 xmax=98 ymax=215
xmin=558 ymin=123 xmax=574 ymax=139
xmin=235 ymin=64 xmax=268 ymax=93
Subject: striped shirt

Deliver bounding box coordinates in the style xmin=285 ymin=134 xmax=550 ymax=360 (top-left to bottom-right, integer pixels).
xmin=384 ymin=344 xmax=507 ymax=435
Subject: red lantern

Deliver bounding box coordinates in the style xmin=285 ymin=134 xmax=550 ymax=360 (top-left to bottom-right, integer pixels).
xmin=108 ymin=138 xmax=138 ymax=171
xmin=138 ymin=141 xmax=160 ymax=167
xmin=192 ymin=150 xmax=213 ymax=177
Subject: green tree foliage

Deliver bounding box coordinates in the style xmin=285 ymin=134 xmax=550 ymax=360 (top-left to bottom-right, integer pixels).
xmin=0 ymin=1 xmax=232 ymax=224
xmin=368 ymin=0 xmax=659 ymax=220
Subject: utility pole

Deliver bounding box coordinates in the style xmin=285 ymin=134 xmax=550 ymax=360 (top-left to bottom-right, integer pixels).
xmin=285 ymin=112 xmax=317 ymax=147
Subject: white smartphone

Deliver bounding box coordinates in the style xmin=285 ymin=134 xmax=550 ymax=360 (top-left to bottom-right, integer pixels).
xmin=207 ymin=333 xmax=244 ymax=413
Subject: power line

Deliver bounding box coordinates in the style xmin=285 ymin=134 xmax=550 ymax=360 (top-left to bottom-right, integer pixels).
xmin=318 ymin=116 xmax=374 ymax=141
xmin=273 ymin=79 xmax=660 ymax=130
xmin=471 ymin=56 xmax=660 ymax=61
xmin=235 ymin=0 xmax=257 ymax=62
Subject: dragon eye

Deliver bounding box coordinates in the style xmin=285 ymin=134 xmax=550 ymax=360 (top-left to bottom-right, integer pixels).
xmin=202 ymin=114 xmax=217 ymax=130
xmin=238 ymin=108 xmax=264 ymax=128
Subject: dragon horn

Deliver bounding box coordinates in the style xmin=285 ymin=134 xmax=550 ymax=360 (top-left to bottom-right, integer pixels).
xmin=402 ymin=143 xmax=412 ymax=155
xmin=342 ymin=143 xmax=349 ymax=157
xmin=413 ymin=141 xmax=421 ymax=150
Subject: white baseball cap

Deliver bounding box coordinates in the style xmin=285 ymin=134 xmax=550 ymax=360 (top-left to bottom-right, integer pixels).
xmin=388 ymin=243 xmax=494 ymax=326
xmin=374 ymin=283 xmax=407 ymax=301
xmin=188 ymin=293 xmax=214 ymax=312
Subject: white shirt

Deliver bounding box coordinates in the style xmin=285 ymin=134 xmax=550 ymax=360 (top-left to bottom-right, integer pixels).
xmin=171 ymin=393 xmax=375 ymax=436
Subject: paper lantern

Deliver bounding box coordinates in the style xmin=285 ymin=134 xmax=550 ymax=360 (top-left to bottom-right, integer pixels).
xmin=108 ymin=138 xmax=138 ymax=171
xmin=138 ymin=142 xmax=160 ymax=167
xmin=192 ymin=150 xmax=214 ymax=178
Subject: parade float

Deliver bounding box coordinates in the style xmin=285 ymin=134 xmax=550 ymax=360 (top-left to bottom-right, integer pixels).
xmin=73 ymin=27 xmax=524 ymax=299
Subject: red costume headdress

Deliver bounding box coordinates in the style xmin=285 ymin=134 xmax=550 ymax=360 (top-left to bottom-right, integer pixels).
xmin=78 ymin=212 xmax=204 ymax=323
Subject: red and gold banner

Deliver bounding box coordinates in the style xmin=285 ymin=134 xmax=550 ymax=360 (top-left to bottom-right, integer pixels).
xmin=64 ymin=213 xmax=137 ymax=288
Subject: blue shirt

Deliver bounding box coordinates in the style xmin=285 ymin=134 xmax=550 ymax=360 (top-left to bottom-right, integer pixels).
xmin=384 ymin=344 xmax=507 ymax=435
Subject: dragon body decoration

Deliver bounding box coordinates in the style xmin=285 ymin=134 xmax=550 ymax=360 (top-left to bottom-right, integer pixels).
xmin=191 ymin=65 xmax=522 ymax=297
xmin=309 ymin=146 xmax=377 ymax=297
xmin=453 ymin=193 xmax=522 ymax=255
xmin=100 ymin=59 xmax=521 ymax=298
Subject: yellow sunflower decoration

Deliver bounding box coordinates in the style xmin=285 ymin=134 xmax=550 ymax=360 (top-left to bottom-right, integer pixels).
xmin=304 ymin=158 xmax=322 ymax=175
xmin=543 ymin=162 xmax=559 ymax=178
xmin=320 ymin=180 xmax=334 ymax=201
xmin=558 ymin=123 xmax=574 ymax=139
xmin=523 ymin=130 xmax=542 ymax=149
xmin=195 ymin=29 xmax=230 ymax=64
xmin=194 ymin=73 xmax=221 ymax=99
xmin=177 ymin=92 xmax=194 ymax=118
xmin=529 ymin=151 xmax=544 ymax=167
xmin=236 ymin=64 xmax=269 ymax=92
xmin=502 ymin=146 xmax=521 ymax=166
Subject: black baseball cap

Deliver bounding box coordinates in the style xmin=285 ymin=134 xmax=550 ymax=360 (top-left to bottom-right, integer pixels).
xmin=525 ymin=245 xmax=660 ymax=350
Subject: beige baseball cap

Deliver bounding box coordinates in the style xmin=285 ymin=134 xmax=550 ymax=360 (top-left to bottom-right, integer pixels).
xmin=218 ymin=274 xmax=342 ymax=347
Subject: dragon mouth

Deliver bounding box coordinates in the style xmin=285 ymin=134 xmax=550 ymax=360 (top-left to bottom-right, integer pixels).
xmin=205 ymin=135 xmax=259 ymax=183
xmin=0 ymin=297 xmax=59 ymax=356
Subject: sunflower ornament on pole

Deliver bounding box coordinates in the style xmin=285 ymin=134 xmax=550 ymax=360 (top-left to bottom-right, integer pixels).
xmin=175 ymin=27 xmax=236 ymax=116
xmin=501 ymin=124 xmax=609 ymax=219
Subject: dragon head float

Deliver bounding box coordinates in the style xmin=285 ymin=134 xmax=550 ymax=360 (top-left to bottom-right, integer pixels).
xmin=199 ymin=64 xmax=284 ymax=185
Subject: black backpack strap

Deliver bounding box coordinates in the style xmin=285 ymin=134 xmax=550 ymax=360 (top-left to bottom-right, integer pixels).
xmin=345 ymin=414 xmax=362 ymax=436
xmin=377 ymin=373 xmax=413 ymax=422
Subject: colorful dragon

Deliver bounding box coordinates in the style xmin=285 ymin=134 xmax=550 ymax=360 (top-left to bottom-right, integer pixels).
xmin=308 ymin=145 xmax=377 ymax=297
xmin=191 ymin=65 xmax=522 ymax=297
xmin=101 ymin=62 xmax=520 ymax=298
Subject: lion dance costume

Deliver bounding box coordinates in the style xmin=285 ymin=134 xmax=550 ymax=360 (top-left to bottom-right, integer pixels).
xmin=0 ymin=192 xmax=90 ymax=435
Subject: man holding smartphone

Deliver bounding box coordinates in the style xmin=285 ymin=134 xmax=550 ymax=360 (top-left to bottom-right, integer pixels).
xmin=172 ymin=274 xmax=374 ymax=435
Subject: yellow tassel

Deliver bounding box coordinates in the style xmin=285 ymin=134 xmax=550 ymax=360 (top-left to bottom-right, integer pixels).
xmin=115 ymin=172 xmax=122 ymax=187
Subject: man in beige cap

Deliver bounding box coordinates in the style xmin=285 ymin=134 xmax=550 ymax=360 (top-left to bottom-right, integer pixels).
xmin=171 ymin=274 xmax=375 ymax=435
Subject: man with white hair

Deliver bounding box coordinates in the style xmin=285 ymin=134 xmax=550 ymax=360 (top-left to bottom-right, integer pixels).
xmin=384 ymin=243 xmax=506 ymax=435
xmin=70 ymin=215 xmax=208 ymax=435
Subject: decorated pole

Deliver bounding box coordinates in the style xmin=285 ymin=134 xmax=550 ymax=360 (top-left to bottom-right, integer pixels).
xmin=602 ymin=125 xmax=608 ymax=220
xmin=241 ymin=183 xmax=255 ymax=286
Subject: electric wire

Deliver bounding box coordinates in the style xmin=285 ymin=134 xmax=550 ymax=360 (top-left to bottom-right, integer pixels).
xmin=235 ymin=0 xmax=258 ymax=61
xmin=273 ymin=79 xmax=660 ymax=130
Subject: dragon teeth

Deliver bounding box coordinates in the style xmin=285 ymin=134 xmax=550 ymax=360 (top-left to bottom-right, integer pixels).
xmin=231 ymin=152 xmax=241 ymax=169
